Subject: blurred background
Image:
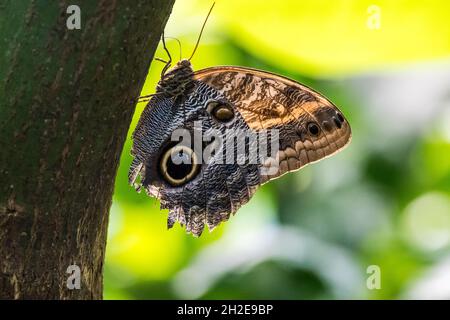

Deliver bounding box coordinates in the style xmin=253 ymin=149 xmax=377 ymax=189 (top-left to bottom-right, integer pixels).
xmin=104 ymin=0 xmax=450 ymax=299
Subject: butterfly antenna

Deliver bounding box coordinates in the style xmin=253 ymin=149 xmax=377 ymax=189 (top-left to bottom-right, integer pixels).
xmin=188 ymin=2 xmax=215 ymax=61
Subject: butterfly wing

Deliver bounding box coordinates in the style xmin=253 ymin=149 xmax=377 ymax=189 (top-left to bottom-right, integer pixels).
xmin=194 ymin=66 xmax=352 ymax=183
xmin=130 ymin=62 xmax=352 ymax=237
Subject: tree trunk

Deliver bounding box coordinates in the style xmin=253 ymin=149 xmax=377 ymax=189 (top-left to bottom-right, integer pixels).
xmin=0 ymin=0 xmax=175 ymax=299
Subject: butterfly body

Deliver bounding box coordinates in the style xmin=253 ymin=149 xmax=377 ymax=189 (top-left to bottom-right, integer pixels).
xmin=130 ymin=60 xmax=351 ymax=236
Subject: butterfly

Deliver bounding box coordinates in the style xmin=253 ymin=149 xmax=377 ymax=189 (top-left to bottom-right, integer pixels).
xmin=128 ymin=4 xmax=351 ymax=237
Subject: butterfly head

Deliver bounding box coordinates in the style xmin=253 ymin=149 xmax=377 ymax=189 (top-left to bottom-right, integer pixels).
xmin=157 ymin=59 xmax=195 ymax=98
xmin=164 ymin=59 xmax=193 ymax=76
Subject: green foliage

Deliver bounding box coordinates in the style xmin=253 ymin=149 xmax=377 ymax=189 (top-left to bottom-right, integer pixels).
xmin=104 ymin=0 xmax=450 ymax=299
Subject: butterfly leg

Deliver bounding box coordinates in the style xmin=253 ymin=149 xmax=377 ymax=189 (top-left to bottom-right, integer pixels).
xmin=160 ymin=31 xmax=172 ymax=77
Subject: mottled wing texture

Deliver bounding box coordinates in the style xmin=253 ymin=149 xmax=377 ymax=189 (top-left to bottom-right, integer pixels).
xmin=194 ymin=66 xmax=352 ymax=183
xmin=131 ymin=62 xmax=352 ymax=237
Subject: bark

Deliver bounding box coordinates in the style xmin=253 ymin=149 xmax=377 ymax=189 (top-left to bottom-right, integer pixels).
xmin=0 ymin=0 xmax=175 ymax=299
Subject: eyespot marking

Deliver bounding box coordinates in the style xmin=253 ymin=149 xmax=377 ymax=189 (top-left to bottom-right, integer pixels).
xmin=206 ymin=100 xmax=234 ymax=122
xmin=159 ymin=145 xmax=200 ymax=186
xmin=307 ymin=122 xmax=320 ymax=136
xmin=333 ymin=117 xmax=342 ymax=129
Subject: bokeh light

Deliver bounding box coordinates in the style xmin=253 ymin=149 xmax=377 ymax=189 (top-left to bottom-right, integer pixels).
xmin=104 ymin=0 xmax=450 ymax=299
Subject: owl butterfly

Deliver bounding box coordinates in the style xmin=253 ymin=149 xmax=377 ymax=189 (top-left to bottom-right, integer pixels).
xmin=129 ymin=4 xmax=351 ymax=237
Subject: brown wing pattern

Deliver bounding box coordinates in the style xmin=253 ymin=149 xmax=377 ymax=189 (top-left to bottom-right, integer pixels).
xmin=194 ymin=66 xmax=352 ymax=183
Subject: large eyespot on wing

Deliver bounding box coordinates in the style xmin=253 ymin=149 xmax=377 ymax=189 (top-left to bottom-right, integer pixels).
xmin=194 ymin=66 xmax=352 ymax=183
